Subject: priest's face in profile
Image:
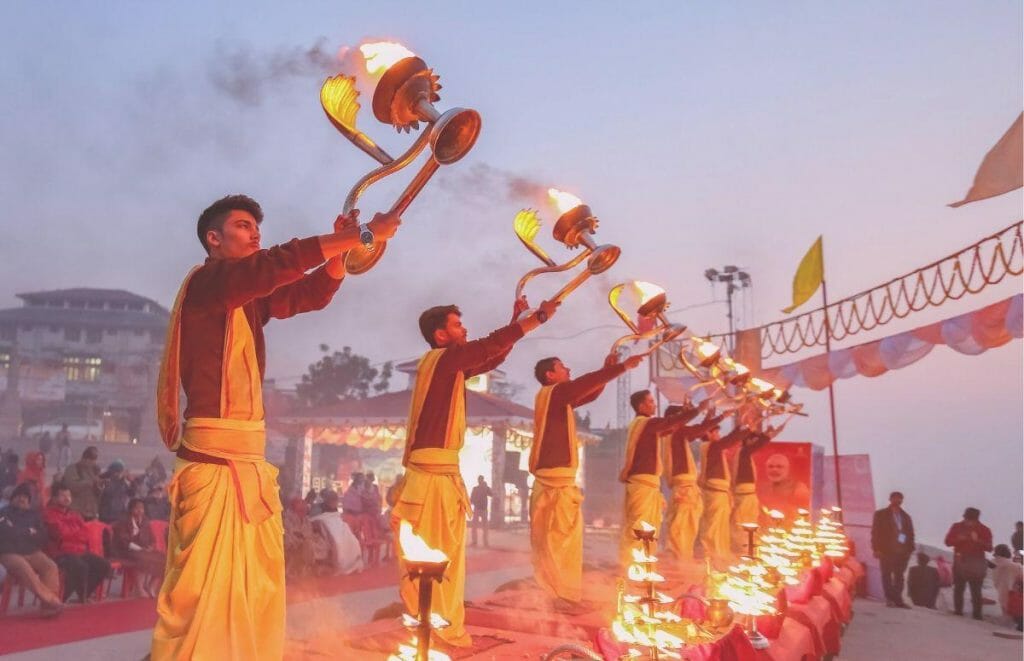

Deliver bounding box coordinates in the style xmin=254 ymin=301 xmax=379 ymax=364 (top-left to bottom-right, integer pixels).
xmin=206 ymin=210 xmax=262 ymax=260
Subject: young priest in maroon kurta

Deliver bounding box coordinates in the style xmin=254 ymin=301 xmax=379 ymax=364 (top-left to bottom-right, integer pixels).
xmin=530 ymin=352 xmax=644 ymax=602
xmin=394 ymin=297 xmax=559 ymax=646
xmin=153 ymin=195 xmax=400 ymax=661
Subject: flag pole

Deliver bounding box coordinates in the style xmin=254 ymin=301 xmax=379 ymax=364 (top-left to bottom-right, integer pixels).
xmin=820 ymin=239 xmax=844 ymax=511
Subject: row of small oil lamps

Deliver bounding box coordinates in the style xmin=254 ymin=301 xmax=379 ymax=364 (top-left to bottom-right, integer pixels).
xmin=614 ymin=509 xmax=850 ymax=658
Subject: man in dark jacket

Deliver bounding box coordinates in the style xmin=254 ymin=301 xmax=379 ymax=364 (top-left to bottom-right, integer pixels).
xmin=0 ymin=483 xmax=63 ymax=615
xmin=871 ymin=491 xmax=915 ymax=608
xmin=907 ymin=552 xmax=940 ymax=608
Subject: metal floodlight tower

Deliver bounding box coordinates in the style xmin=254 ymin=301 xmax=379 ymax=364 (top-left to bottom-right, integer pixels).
xmin=703 ymin=265 xmax=752 ymax=352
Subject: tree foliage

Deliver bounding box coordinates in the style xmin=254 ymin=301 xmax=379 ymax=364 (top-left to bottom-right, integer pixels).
xmin=296 ymin=344 xmax=392 ymax=406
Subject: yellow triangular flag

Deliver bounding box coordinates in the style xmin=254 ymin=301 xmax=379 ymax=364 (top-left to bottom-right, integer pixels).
xmin=782 ymin=236 xmax=824 ymax=314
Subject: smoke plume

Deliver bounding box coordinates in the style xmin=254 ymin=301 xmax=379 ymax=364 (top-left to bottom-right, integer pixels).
xmin=208 ymin=38 xmax=344 ymax=105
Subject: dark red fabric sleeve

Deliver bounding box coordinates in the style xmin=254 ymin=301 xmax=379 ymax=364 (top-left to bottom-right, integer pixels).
xmin=449 ymin=323 xmax=525 ymax=374
xmin=187 ymin=237 xmax=326 ymax=311
xmin=255 ymin=264 xmax=342 ymax=324
xmin=564 ymin=364 xmax=626 ymax=407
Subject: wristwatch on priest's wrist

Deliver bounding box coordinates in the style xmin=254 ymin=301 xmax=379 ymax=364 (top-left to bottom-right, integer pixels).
xmin=358 ymin=223 xmax=375 ymax=249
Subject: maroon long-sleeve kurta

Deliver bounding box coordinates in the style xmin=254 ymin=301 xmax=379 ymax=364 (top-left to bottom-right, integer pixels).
xmin=407 ymin=324 xmax=524 ymax=451
xmin=734 ymin=433 xmax=771 ymax=485
xmin=666 ymin=415 xmax=720 ymax=477
xmin=179 ymin=237 xmax=340 ymax=419
xmin=533 ymin=364 xmax=625 ymax=470
xmin=701 ymin=427 xmax=750 ymax=482
xmin=623 ymin=415 xmax=687 ymax=478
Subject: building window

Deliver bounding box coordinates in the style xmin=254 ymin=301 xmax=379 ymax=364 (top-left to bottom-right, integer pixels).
xmin=87 ymin=301 xmax=104 ymax=309
xmin=86 ymin=329 xmax=102 ymax=344
xmin=64 ymin=327 xmax=81 ymax=342
xmin=64 ymin=356 xmax=102 ymax=382
xmin=0 ymin=353 xmax=10 ymax=371
xmin=69 ymin=300 xmax=85 ymax=309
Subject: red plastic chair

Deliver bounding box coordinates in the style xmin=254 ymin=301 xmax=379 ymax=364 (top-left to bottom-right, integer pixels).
xmin=83 ymin=520 xmax=127 ymax=601
xmin=150 ymin=520 xmax=169 ymax=553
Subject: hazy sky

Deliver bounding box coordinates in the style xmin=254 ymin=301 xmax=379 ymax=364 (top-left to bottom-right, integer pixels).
xmin=1 ymin=1 xmax=1021 ymax=544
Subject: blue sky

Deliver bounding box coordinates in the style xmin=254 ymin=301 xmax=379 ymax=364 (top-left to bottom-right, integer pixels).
xmin=1 ymin=1 xmax=1021 ymax=543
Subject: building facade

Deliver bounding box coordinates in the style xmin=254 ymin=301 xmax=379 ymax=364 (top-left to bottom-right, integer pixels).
xmin=0 ymin=288 xmax=168 ymax=445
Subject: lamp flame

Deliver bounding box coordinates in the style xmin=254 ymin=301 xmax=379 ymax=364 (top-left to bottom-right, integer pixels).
xmin=399 ymin=520 xmax=447 ymax=562
xmin=361 ymin=41 xmax=416 ymax=76
xmin=548 ymin=188 xmax=584 ymax=214
xmin=632 ymin=282 xmax=665 ymax=306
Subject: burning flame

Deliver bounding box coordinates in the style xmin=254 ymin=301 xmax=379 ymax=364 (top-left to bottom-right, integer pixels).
xmin=636 ymin=520 xmax=657 ymax=534
xmin=631 ymin=547 xmax=657 ymax=564
xmin=632 ymin=281 xmax=665 ymax=306
xmin=361 ymin=41 xmax=416 ymax=76
xmin=387 ymin=642 xmax=451 ymax=661
xmin=694 ymin=340 xmax=721 ymax=360
xmin=748 ymin=377 xmax=775 ymax=395
xmin=398 ymin=521 xmax=447 ymax=562
xmin=548 ymin=187 xmax=584 ymax=214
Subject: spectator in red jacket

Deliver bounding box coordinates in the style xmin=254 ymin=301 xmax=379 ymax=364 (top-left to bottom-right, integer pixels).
xmin=944 ymin=507 xmax=993 ymax=620
xmin=43 ymin=486 xmax=111 ymax=603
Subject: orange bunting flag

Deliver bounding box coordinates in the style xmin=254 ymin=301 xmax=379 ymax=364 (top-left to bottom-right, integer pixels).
xmin=949 ymin=113 xmax=1023 ymax=208
xmin=782 ymin=236 xmax=824 ymax=314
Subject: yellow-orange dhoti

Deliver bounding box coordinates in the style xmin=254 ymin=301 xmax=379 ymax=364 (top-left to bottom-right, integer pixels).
xmin=620 ymin=474 xmax=665 ymax=567
xmin=731 ymin=482 xmax=760 ymax=551
xmin=530 ymin=469 xmax=583 ymax=602
xmin=666 ymin=475 xmax=702 ymax=561
xmin=391 ymin=448 xmax=470 ymax=646
xmin=392 ymin=348 xmax=472 ymax=647
xmin=699 ymin=478 xmax=733 ymax=566
xmin=153 ymin=276 xmax=284 ymax=661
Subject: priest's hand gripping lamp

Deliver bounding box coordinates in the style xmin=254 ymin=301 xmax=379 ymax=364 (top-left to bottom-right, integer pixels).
xmin=320 ymin=42 xmax=482 ymax=274
xmin=512 ymin=190 xmax=621 ymax=315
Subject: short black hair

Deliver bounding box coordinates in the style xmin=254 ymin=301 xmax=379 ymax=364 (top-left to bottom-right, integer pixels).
xmin=534 ymin=357 xmax=559 ymax=385
xmin=630 ymin=390 xmax=651 ymax=414
xmin=963 ymin=507 xmax=980 ymax=521
xmin=994 ymin=544 xmax=1012 ymax=558
xmin=889 ymin=491 xmax=903 ymax=500
xmin=129 ymin=497 xmax=146 ymax=511
xmin=196 ymin=194 xmax=263 ymax=254
xmin=916 ymin=552 xmax=930 ymax=565
xmin=82 ymin=446 xmax=98 ymax=461
xmin=419 ymin=305 xmax=460 ymax=347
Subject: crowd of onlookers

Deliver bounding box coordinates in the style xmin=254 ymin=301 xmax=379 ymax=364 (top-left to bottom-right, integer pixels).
xmin=0 ymin=438 xmax=172 ymax=618
xmin=281 ymin=470 xmax=396 ymax=579
xmin=871 ymin=490 xmax=1023 ymax=631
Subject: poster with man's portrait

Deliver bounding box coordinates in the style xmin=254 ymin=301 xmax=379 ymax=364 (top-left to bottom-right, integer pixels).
xmin=753 ymin=441 xmax=812 ymax=523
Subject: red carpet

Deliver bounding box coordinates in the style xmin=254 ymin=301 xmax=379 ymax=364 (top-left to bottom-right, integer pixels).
xmin=0 ymin=548 xmax=530 ymax=655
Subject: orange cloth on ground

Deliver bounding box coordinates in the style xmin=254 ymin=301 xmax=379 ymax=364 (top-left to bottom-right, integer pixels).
xmin=152 ymin=274 xmax=284 ymax=661
xmin=528 ymin=386 xmax=583 ymax=601
xmin=392 ymin=350 xmax=472 ymax=647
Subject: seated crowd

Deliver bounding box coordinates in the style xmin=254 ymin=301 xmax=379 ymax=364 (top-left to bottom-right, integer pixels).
xmin=2 ymin=446 xmax=399 ymax=617
xmin=282 ymin=470 xmax=395 ymax=578
xmin=0 ymin=447 xmax=171 ymax=617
